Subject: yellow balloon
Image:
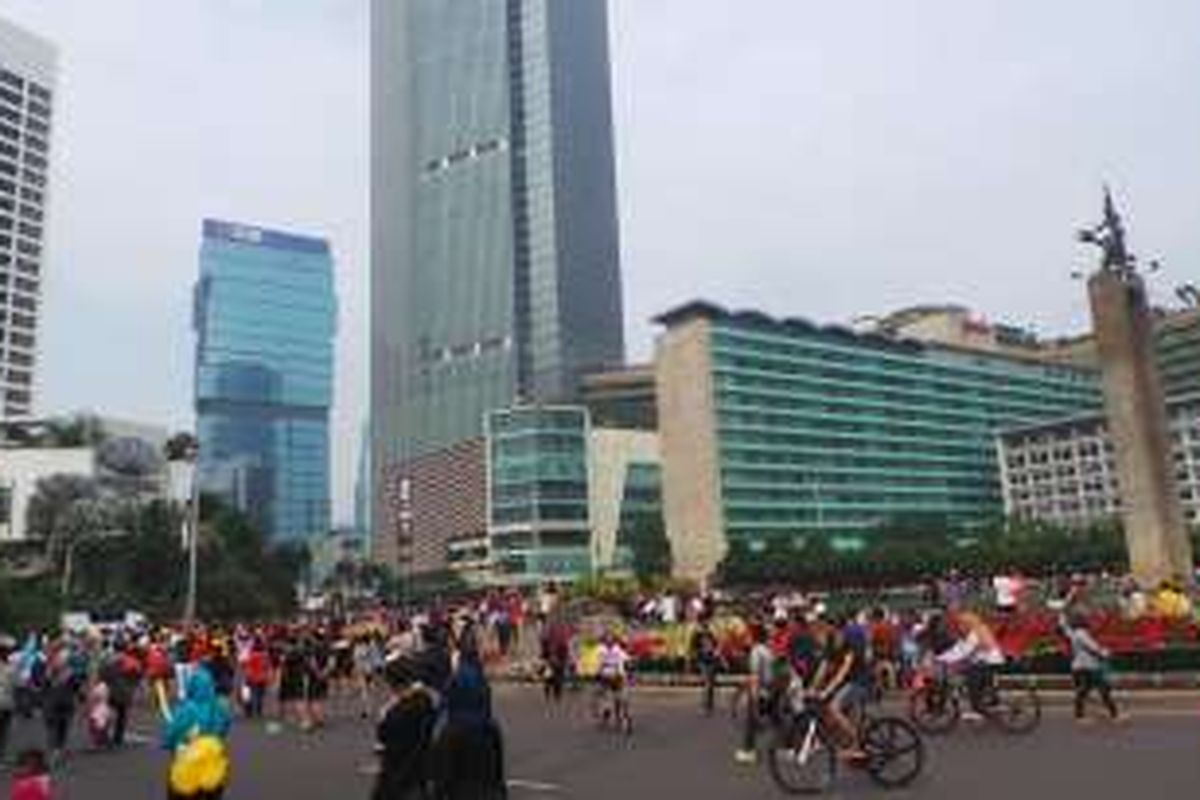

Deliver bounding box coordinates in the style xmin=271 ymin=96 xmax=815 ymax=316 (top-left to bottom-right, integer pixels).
xmin=170 ymin=736 xmax=229 ymax=795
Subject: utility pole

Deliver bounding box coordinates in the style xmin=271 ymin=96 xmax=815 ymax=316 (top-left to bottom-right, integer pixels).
xmin=184 ymin=440 xmax=200 ymax=623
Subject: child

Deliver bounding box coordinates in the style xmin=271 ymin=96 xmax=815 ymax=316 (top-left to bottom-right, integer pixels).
xmin=1060 ymin=613 xmax=1123 ymax=723
xmin=10 ymin=748 xmax=52 ymax=800
xmin=86 ymin=680 xmax=115 ymax=748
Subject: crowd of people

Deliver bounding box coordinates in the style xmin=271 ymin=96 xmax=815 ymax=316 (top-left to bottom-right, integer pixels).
xmin=0 ymin=607 xmax=518 ymax=799
xmin=0 ymin=568 xmax=1193 ymax=797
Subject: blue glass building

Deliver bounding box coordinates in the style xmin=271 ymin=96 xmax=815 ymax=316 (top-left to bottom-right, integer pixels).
xmin=194 ymin=219 xmax=337 ymax=544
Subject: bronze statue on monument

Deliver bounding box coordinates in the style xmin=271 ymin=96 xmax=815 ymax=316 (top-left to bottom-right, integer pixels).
xmin=1079 ymin=188 xmax=1194 ymax=587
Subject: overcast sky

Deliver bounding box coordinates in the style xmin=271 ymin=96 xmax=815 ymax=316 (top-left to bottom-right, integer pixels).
xmin=2 ymin=0 xmax=1198 ymax=523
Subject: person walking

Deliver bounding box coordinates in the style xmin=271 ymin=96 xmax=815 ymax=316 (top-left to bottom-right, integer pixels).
xmin=690 ymin=619 xmax=721 ymax=716
xmin=735 ymin=624 xmax=774 ymax=765
xmin=277 ymin=636 xmax=307 ymax=729
xmin=242 ymin=639 xmax=271 ymax=720
xmin=9 ymin=748 xmax=52 ymax=800
xmin=539 ymin=620 xmax=570 ymax=706
xmin=0 ymin=640 xmax=15 ymax=766
xmin=41 ymin=645 xmax=78 ymax=764
xmin=100 ymin=643 xmax=141 ymax=748
xmin=371 ymin=657 xmax=439 ymax=800
xmin=1060 ymin=613 xmax=1124 ymax=723
xmin=303 ymin=633 xmax=333 ymax=731
xmin=163 ymin=666 xmax=232 ymax=800
xmin=431 ymin=645 xmax=506 ymax=799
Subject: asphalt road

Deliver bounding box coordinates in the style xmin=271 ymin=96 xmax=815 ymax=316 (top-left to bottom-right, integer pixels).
xmin=2 ymin=686 xmax=1198 ymax=799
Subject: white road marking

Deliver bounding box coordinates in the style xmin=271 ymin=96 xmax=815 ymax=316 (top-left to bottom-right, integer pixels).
xmin=354 ymin=766 xmax=562 ymax=794
xmin=507 ymin=778 xmax=564 ymax=793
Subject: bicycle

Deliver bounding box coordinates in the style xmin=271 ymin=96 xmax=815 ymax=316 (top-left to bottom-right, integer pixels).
xmin=908 ymin=666 xmax=1040 ymax=735
xmin=767 ymin=685 xmax=925 ymax=794
xmin=591 ymin=673 xmax=633 ymax=735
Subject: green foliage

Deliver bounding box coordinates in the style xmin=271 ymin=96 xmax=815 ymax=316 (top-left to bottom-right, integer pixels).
xmin=403 ymin=569 xmax=469 ymax=602
xmin=322 ymin=559 xmax=400 ymax=608
xmin=0 ymin=573 xmax=60 ymax=634
xmin=33 ymin=497 xmax=305 ymax=624
xmin=163 ymin=431 xmax=199 ymax=462
xmin=717 ymin=515 xmax=1131 ymax=588
xmin=623 ymin=513 xmax=672 ymax=582
xmin=568 ymin=574 xmax=639 ymax=607
xmin=192 ymin=504 xmax=306 ymax=621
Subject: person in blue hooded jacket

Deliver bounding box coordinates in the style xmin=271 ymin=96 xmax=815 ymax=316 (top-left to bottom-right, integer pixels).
xmin=162 ymin=665 xmax=232 ymax=800
xmin=431 ymin=643 xmax=506 ymax=799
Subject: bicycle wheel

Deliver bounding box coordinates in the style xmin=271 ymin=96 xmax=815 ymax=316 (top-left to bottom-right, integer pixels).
xmin=991 ymin=685 xmax=1041 ymax=734
xmin=861 ymin=717 xmax=925 ymax=789
xmin=908 ymin=684 xmax=959 ymax=735
xmin=767 ymin=717 xmax=837 ymax=795
xmin=617 ymin=696 xmax=634 ymax=736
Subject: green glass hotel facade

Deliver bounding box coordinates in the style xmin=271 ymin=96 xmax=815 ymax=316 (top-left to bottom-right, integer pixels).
xmin=487 ymin=406 xmax=593 ymax=583
xmin=655 ymin=302 xmax=1102 ymax=581
xmin=485 ymin=403 xmax=663 ymax=585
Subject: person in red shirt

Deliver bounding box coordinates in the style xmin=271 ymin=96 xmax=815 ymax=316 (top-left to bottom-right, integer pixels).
xmin=10 ymin=748 xmax=51 ymax=800
xmin=242 ymin=639 xmax=271 ymax=719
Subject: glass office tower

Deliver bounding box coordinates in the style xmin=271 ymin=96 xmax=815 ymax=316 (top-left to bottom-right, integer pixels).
xmin=194 ymin=220 xmax=337 ymax=543
xmin=370 ymin=0 xmax=625 ymax=501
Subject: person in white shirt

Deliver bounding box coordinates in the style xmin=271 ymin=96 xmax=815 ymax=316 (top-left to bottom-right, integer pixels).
xmin=593 ymin=632 xmax=632 ymax=729
xmin=992 ymin=572 xmax=1023 ymax=614
xmin=936 ymin=612 xmax=1005 ymax=718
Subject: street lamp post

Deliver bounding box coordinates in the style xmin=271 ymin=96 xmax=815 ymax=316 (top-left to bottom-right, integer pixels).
xmin=184 ymin=442 xmax=200 ymax=624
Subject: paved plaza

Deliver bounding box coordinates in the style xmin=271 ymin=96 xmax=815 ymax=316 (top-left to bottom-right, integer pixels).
xmin=2 ymin=686 xmax=1197 ymax=799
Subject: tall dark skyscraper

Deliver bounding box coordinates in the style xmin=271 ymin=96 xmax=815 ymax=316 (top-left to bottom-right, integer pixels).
xmin=370 ymin=0 xmax=626 ymax=518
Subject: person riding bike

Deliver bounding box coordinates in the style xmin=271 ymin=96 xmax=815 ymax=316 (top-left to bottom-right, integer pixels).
xmin=808 ymin=620 xmax=869 ymax=761
xmin=934 ymin=612 xmax=1005 ymax=719
xmin=593 ymin=632 xmax=631 ymax=726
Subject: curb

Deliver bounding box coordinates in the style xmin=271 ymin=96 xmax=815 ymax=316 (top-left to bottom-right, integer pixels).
xmin=491 ymin=670 xmax=1200 ymax=692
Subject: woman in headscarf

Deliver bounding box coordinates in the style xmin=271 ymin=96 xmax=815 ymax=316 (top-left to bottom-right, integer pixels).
xmin=372 ymin=658 xmax=438 ymax=800
xmin=162 ymin=665 xmax=232 ymax=800
xmin=431 ymin=643 xmax=507 ymax=800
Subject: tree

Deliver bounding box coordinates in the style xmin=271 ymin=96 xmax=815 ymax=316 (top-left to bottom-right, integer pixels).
xmin=623 ymin=513 xmax=672 ymax=583
xmin=40 ymin=414 xmax=106 ymax=448
xmin=163 ymin=432 xmax=198 ymax=463
xmin=24 ymin=474 xmax=101 ymax=566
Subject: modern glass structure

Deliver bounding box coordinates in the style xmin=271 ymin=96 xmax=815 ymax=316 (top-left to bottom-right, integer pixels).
xmin=655 ymin=301 xmax=1104 ymax=580
xmin=0 ymin=18 xmax=56 ymax=419
xmin=487 ymin=406 xmax=592 ymax=583
xmin=194 ymin=220 xmax=336 ymax=544
xmin=370 ymin=0 xmax=625 ymax=537
xmin=612 ymin=461 xmax=663 ymax=572
xmin=1156 ymin=309 xmax=1200 ymax=398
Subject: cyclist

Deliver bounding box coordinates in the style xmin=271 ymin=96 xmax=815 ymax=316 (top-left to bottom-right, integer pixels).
xmin=593 ymin=631 xmax=631 ymax=728
xmin=735 ymin=622 xmax=775 ymax=765
xmin=935 ymin=611 xmax=1005 ymax=719
xmin=809 ymin=620 xmax=868 ymax=761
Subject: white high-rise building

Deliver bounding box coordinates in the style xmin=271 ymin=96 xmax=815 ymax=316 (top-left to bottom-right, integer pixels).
xmin=0 ymin=18 xmax=55 ymax=420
